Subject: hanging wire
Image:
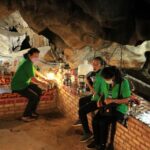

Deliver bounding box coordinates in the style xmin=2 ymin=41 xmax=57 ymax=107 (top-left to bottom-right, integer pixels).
xmin=93 ymin=47 xmax=97 ymax=58
xmin=120 ymin=46 xmax=136 ymax=92
xmin=107 ymin=44 xmax=125 ymax=73
xmin=120 ymin=45 xmax=128 ymax=76
xmin=119 ymin=45 xmax=124 ymax=76
xmin=120 ymin=45 xmax=123 ymax=70
xmin=107 ymin=46 xmax=119 ymax=65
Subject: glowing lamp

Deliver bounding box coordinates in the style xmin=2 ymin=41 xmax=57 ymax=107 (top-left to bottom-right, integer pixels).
xmin=46 ymin=72 xmax=55 ymax=80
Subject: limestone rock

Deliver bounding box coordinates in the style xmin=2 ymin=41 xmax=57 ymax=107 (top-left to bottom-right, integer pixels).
xmin=0 ymin=11 xmax=49 ymax=53
xmin=0 ymin=0 xmax=150 ymax=71
xmin=0 ymin=28 xmax=25 ymax=55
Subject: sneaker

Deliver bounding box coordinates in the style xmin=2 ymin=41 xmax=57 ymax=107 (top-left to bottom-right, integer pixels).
xmin=96 ymin=145 xmax=106 ymax=150
xmin=80 ymin=133 xmax=93 ymax=143
xmin=21 ymin=116 xmax=36 ymax=122
xmin=31 ymin=112 xmax=39 ymax=118
xmin=86 ymin=140 xmax=96 ymax=149
xmin=72 ymin=120 xmax=82 ymax=127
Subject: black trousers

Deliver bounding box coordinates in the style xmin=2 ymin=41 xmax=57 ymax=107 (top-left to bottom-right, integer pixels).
xmin=13 ymin=84 xmax=42 ymax=117
xmin=92 ymin=110 xmax=124 ymax=147
xmin=79 ymin=95 xmax=98 ymax=134
xmin=79 ymin=94 xmax=92 ymax=109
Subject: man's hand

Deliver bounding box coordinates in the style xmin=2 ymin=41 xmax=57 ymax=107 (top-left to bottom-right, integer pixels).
xmin=130 ymin=94 xmax=140 ymax=105
xmin=97 ymin=101 xmax=103 ymax=108
xmin=92 ymin=90 xmax=96 ymax=95
xmin=44 ymin=78 xmax=53 ymax=84
xmin=105 ymin=98 xmax=113 ymax=105
xmin=89 ymin=87 xmax=95 ymax=95
xmin=39 ymin=81 xmax=49 ymax=90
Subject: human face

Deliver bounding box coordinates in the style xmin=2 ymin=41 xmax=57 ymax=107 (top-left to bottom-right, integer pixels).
xmin=29 ymin=53 xmax=39 ymax=63
xmin=92 ymin=60 xmax=101 ymax=71
xmin=104 ymin=75 xmax=115 ymax=85
xmin=105 ymin=79 xmax=113 ymax=85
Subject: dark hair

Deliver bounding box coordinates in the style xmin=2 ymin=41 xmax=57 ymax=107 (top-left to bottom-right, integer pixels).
xmin=23 ymin=48 xmax=40 ymax=59
xmin=101 ymin=66 xmax=123 ymax=84
xmin=93 ymin=56 xmax=106 ymax=66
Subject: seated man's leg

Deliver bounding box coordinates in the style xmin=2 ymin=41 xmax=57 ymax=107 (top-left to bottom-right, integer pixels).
xmin=88 ymin=112 xmax=112 ymax=150
xmin=28 ymin=84 xmax=42 ymax=97
xmin=73 ymin=94 xmax=92 ymax=127
xmin=17 ymin=87 xmax=40 ymax=121
xmin=28 ymin=84 xmax=42 ymax=116
xmin=79 ymin=94 xmax=92 ymax=109
xmin=79 ymin=100 xmax=98 ymax=142
xmin=23 ymin=90 xmax=39 ymax=117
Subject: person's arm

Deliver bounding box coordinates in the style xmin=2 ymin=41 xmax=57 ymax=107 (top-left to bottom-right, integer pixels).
xmin=105 ymin=95 xmax=139 ymax=105
xmin=85 ymin=71 xmax=95 ymax=93
xmin=25 ymin=63 xmax=49 ymax=87
xmin=35 ymin=70 xmax=53 ymax=83
xmin=30 ymin=76 xmax=46 ymax=85
xmin=96 ymin=80 xmax=108 ymax=107
xmin=105 ymin=79 xmax=131 ymax=105
xmin=92 ymin=76 xmax=107 ymax=107
xmin=85 ymin=78 xmax=95 ymax=93
xmin=105 ymin=97 xmax=129 ymax=105
xmin=35 ymin=70 xmax=48 ymax=82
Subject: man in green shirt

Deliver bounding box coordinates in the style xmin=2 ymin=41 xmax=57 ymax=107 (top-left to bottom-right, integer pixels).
xmin=11 ymin=48 xmax=49 ymax=122
xmin=87 ymin=66 xmax=136 ymax=150
xmin=74 ymin=57 xmax=107 ymax=142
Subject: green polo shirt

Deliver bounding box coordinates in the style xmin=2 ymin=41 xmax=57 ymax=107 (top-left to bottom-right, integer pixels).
xmin=91 ymin=71 xmax=107 ymax=102
xmin=102 ymin=79 xmax=131 ymax=114
xmin=11 ymin=58 xmax=36 ymax=91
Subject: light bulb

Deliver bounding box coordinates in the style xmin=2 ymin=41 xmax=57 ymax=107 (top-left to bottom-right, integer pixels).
xmin=46 ymin=72 xmax=55 ymax=80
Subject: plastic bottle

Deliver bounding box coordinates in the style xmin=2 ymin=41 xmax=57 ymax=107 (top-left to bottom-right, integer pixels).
xmin=78 ymin=60 xmax=93 ymax=76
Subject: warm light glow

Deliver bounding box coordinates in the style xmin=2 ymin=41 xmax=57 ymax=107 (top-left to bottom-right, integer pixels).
xmin=46 ymin=72 xmax=55 ymax=80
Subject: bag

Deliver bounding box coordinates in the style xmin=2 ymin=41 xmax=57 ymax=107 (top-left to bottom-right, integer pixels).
xmin=98 ymin=102 xmax=118 ymax=116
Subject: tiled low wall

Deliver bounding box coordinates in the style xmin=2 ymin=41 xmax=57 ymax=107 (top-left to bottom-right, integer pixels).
xmin=0 ymin=88 xmax=57 ymax=118
xmin=57 ymin=85 xmax=150 ymax=150
xmin=57 ymin=85 xmax=80 ymax=121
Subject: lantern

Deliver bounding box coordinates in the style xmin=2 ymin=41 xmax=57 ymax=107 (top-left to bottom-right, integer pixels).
xmin=77 ymin=75 xmax=86 ymax=94
xmin=63 ymin=64 xmax=71 ymax=86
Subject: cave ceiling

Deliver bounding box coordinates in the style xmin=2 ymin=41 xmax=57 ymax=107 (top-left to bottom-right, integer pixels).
xmin=0 ymin=0 xmax=150 ymax=70
xmin=0 ymin=0 xmax=150 ymax=47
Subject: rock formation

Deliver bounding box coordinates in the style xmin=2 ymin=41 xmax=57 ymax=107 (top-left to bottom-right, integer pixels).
xmin=0 ymin=0 xmax=149 ymax=70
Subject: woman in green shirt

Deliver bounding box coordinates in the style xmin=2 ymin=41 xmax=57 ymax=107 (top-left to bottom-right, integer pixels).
xmin=87 ymin=66 xmax=135 ymax=150
xmin=11 ymin=48 xmax=49 ymax=122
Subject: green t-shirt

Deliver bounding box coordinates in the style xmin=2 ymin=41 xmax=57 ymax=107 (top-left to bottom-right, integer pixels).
xmin=11 ymin=58 xmax=36 ymax=91
xmin=102 ymin=79 xmax=131 ymax=114
xmin=91 ymin=72 xmax=107 ymax=102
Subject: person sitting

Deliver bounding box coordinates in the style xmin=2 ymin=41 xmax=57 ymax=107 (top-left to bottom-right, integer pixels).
xmin=87 ymin=66 xmax=136 ymax=150
xmin=72 ymin=57 xmax=104 ymax=127
xmin=11 ymin=48 xmax=49 ymax=122
xmin=73 ymin=57 xmax=106 ymax=142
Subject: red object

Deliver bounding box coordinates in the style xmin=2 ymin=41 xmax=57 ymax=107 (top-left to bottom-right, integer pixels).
xmin=0 ymin=89 xmax=55 ymax=106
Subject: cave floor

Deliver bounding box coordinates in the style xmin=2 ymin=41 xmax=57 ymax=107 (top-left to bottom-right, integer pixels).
xmin=0 ymin=111 xmax=86 ymax=150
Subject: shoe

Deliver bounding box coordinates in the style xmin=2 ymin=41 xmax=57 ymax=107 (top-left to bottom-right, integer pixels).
xmin=86 ymin=140 xmax=96 ymax=149
xmin=72 ymin=120 xmax=82 ymax=127
xmin=80 ymin=133 xmax=93 ymax=143
xmin=31 ymin=112 xmax=39 ymax=117
xmin=96 ymin=145 xmax=106 ymax=150
xmin=21 ymin=116 xmax=36 ymax=122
